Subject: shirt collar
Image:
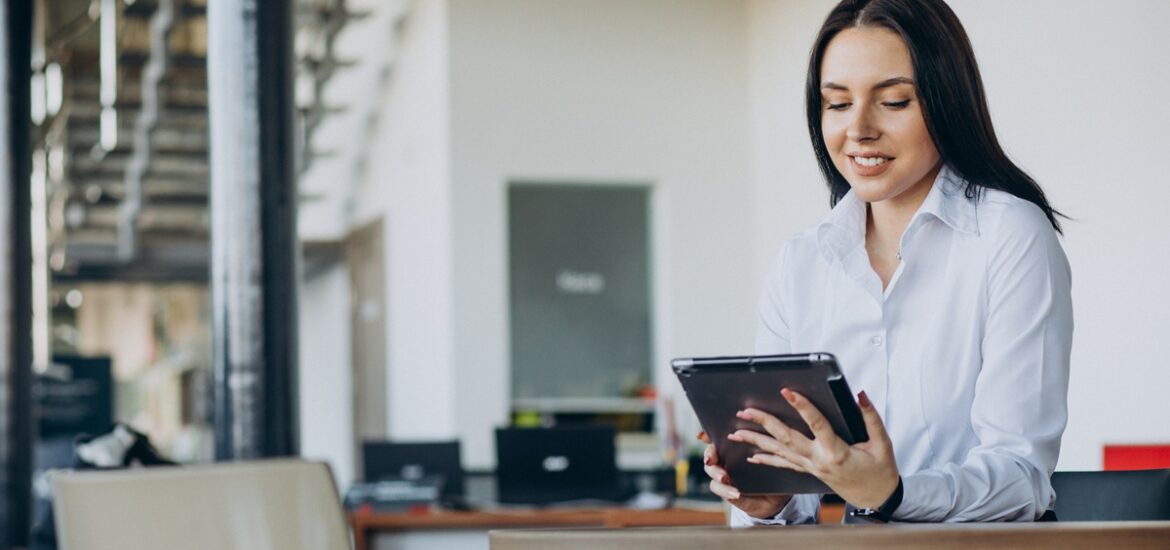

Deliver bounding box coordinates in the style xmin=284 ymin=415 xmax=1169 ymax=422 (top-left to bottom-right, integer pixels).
xmin=816 ymin=164 xmax=980 ymax=261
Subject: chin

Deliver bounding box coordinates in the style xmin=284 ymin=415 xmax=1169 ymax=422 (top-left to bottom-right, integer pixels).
xmin=845 ymin=179 xmax=898 ymax=204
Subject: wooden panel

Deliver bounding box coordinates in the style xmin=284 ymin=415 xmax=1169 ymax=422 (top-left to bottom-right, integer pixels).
xmin=820 ymin=502 xmax=845 ymax=524
xmin=490 ymin=522 xmax=1170 ymax=550
xmin=350 ymin=507 xmax=726 ymax=550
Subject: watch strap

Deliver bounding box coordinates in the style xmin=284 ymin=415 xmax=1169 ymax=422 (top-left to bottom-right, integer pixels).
xmin=849 ymin=475 xmax=904 ymax=523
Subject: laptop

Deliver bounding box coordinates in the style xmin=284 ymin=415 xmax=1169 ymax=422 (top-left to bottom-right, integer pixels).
xmin=362 ymin=440 xmax=465 ymax=498
xmin=495 ymin=426 xmax=622 ymax=505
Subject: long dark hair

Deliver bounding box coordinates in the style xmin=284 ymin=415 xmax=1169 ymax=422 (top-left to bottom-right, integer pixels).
xmin=805 ymin=0 xmax=1064 ymax=233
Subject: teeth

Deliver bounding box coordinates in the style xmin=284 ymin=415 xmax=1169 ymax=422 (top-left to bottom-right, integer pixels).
xmin=854 ymin=156 xmax=888 ymax=167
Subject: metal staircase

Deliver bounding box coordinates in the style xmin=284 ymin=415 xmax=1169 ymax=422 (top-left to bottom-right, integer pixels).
xmin=38 ymin=0 xmax=399 ymax=283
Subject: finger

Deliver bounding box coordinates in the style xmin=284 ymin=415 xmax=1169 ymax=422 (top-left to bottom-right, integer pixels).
xmin=747 ymin=453 xmax=808 ymax=473
xmin=697 ymin=430 xmax=710 ymax=444
xmin=735 ymin=408 xmax=787 ymax=439
xmin=781 ymin=388 xmax=837 ymax=442
xmin=704 ymin=443 xmax=719 ymax=465
xmin=730 ymin=430 xmax=810 ymax=469
xmin=727 ymin=429 xmax=784 ymax=455
xmin=709 ymin=479 xmax=742 ymax=501
xmin=857 ymin=390 xmax=892 ymax=445
xmin=704 ymin=463 xmax=730 ymax=484
xmin=734 ymin=410 xmax=813 ymax=457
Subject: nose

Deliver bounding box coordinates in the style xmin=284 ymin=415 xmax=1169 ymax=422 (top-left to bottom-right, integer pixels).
xmin=846 ymin=106 xmax=879 ymax=143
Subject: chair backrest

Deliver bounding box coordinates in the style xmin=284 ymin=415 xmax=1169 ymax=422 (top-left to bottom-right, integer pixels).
xmin=52 ymin=459 xmax=351 ymax=550
xmin=1051 ymin=469 xmax=1170 ymax=521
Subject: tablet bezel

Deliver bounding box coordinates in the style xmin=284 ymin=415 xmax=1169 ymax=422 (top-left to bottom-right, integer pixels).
xmin=673 ymin=353 xmax=868 ymax=495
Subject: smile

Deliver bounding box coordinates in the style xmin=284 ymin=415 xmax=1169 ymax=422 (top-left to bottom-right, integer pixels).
xmin=853 ymin=157 xmax=888 ymax=167
xmin=848 ymin=154 xmax=893 ymax=176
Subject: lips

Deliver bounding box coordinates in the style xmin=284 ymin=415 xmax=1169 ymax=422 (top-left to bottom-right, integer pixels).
xmin=848 ymin=154 xmax=893 ymax=177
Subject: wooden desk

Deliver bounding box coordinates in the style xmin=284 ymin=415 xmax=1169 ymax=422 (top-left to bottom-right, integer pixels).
xmin=349 ymin=507 xmax=728 ymax=550
xmin=489 ymin=521 xmax=1170 ymax=550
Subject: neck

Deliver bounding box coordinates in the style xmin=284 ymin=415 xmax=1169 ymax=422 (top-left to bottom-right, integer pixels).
xmin=866 ymin=164 xmax=941 ymax=245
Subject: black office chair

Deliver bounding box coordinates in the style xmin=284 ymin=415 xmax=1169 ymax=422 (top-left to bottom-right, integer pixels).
xmin=1051 ymin=469 xmax=1170 ymax=521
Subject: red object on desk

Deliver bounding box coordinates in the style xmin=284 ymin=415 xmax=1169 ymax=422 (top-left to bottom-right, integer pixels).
xmin=1103 ymin=445 xmax=1170 ymax=470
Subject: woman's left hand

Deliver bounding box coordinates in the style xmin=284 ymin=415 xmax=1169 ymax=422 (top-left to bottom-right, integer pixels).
xmin=729 ymin=389 xmax=900 ymax=509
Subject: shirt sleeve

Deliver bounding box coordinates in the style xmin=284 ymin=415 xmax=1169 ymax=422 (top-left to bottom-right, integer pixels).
xmin=756 ymin=242 xmax=793 ymax=355
xmin=729 ymin=494 xmax=821 ymax=526
xmin=735 ymin=242 xmax=826 ymax=525
xmin=895 ymin=203 xmax=1073 ymax=522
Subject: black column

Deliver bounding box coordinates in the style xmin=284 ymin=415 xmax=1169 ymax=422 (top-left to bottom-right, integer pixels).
xmin=206 ymin=0 xmax=299 ymax=459
xmin=0 ymin=0 xmax=34 ymax=546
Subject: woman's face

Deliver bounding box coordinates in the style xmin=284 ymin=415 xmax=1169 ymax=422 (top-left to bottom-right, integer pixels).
xmin=820 ymin=27 xmax=941 ymax=207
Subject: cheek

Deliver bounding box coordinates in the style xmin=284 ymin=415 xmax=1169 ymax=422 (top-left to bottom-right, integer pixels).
xmin=821 ymin=118 xmax=848 ymax=152
xmin=915 ymin=127 xmax=939 ymax=160
xmin=902 ymin=114 xmax=938 ymax=158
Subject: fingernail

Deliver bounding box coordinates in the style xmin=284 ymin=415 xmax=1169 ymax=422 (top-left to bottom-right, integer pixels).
xmin=697 ymin=431 xmax=706 ymax=440
xmin=729 ymin=489 xmax=741 ymax=499
xmin=736 ymin=410 xmax=748 ymax=419
xmin=746 ymin=455 xmax=758 ymax=464
xmin=727 ymin=432 xmax=742 ymax=441
xmin=859 ymin=390 xmax=872 ymax=409
xmin=704 ymin=455 xmax=713 ymax=465
xmin=781 ymin=388 xmax=796 ymax=403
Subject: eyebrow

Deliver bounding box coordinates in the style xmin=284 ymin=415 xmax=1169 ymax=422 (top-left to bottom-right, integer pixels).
xmin=821 ymin=77 xmax=915 ymax=91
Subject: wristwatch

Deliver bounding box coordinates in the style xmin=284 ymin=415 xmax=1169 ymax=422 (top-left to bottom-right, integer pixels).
xmin=849 ymin=476 xmax=904 ymax=523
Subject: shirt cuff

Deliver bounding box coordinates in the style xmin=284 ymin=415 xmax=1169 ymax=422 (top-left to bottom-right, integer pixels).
xmin=895 ymin=471 xmax=949 ymax=522
xmin=728 ymin=494 xmax=821 ymax=526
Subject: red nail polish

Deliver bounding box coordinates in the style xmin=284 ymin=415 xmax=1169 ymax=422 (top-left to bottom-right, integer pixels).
xmin=859 ymin=390 xmax=872 ymax=409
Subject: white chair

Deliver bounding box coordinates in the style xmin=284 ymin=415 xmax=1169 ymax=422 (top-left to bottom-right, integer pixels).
xmin=52 ymin=459 xmax=351 ymax=550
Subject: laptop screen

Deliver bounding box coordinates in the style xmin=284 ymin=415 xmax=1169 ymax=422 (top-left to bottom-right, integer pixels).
xmin=495 ymin=426 xmax=620 ymax=504
xmin=362 ymin=440 xmax=464 ymax=498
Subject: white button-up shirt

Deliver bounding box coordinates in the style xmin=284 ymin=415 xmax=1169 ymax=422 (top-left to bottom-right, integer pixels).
xmin=731 ymin=166 xmax=1073 ymax=524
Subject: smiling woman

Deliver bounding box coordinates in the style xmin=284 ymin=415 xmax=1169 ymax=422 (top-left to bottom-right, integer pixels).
xmin=819 ymin=30 xmax=940 ymax=212
xmin=701 ymin=0 xmax=1073 ymax=525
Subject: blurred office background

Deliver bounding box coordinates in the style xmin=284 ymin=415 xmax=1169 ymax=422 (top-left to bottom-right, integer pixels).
xmin=2 ymin=0 xmax=1169 ymax=544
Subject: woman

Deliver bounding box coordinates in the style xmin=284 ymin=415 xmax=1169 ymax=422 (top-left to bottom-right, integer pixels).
xmin=702 ymin=0 xmax=1073 ymax=524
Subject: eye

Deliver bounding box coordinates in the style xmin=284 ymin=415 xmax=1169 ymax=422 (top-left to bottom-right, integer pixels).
xmin=883 ymin=99 xmax=911 ymax=109
xmin=826 ymin=102 xmax=851 ymax=111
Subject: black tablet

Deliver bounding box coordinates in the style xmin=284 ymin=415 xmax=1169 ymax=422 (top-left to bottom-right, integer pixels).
xmin=673 ymin=353 xmax=868 ymax=495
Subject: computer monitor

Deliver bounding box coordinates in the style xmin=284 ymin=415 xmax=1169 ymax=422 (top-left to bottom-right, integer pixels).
xmin=362 ymin=440 xmax=465 ymax=498
xmin=495 ymin=425 xmax=621 ymax=505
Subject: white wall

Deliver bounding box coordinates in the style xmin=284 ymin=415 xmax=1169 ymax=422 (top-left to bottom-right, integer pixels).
xmin=356 ymin=0 xmax=460 ymax=441
xmin=298 ymin=264 xmax=354 ymax=487
xmin=748 ymin=0 xmax=830 ymax=284
xmin=748 ymin=0 xmax=1170 ymax=470
xmin=447 ymin=0 xmax=755 ymax=468
xmin=333 ymin=0 xmax=1170 ymax=473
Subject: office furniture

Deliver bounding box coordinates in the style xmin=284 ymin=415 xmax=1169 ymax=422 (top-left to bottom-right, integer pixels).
xmin=1104 ymin=445 xmax=1170 ymax=470
xmin=350 ymin=507 xmax=727 ymax=550
xmin=490 ymin=522 xmax=1170 ymax=550
xmin=350 ymin=500 xmax=847 ymax=550
xmin=1051 ymin=469 xmax=1170 ymax=521
xmin=52 ymin=459 xmax=350 ymax=550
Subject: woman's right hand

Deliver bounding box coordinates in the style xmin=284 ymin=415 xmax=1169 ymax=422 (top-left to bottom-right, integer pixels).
xmin=698 ymin=431 xmax=792 ymax=519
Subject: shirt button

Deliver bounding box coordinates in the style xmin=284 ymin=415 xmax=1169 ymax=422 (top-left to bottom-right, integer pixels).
xmin=871 ymin=335 xmax=884 ymax=347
